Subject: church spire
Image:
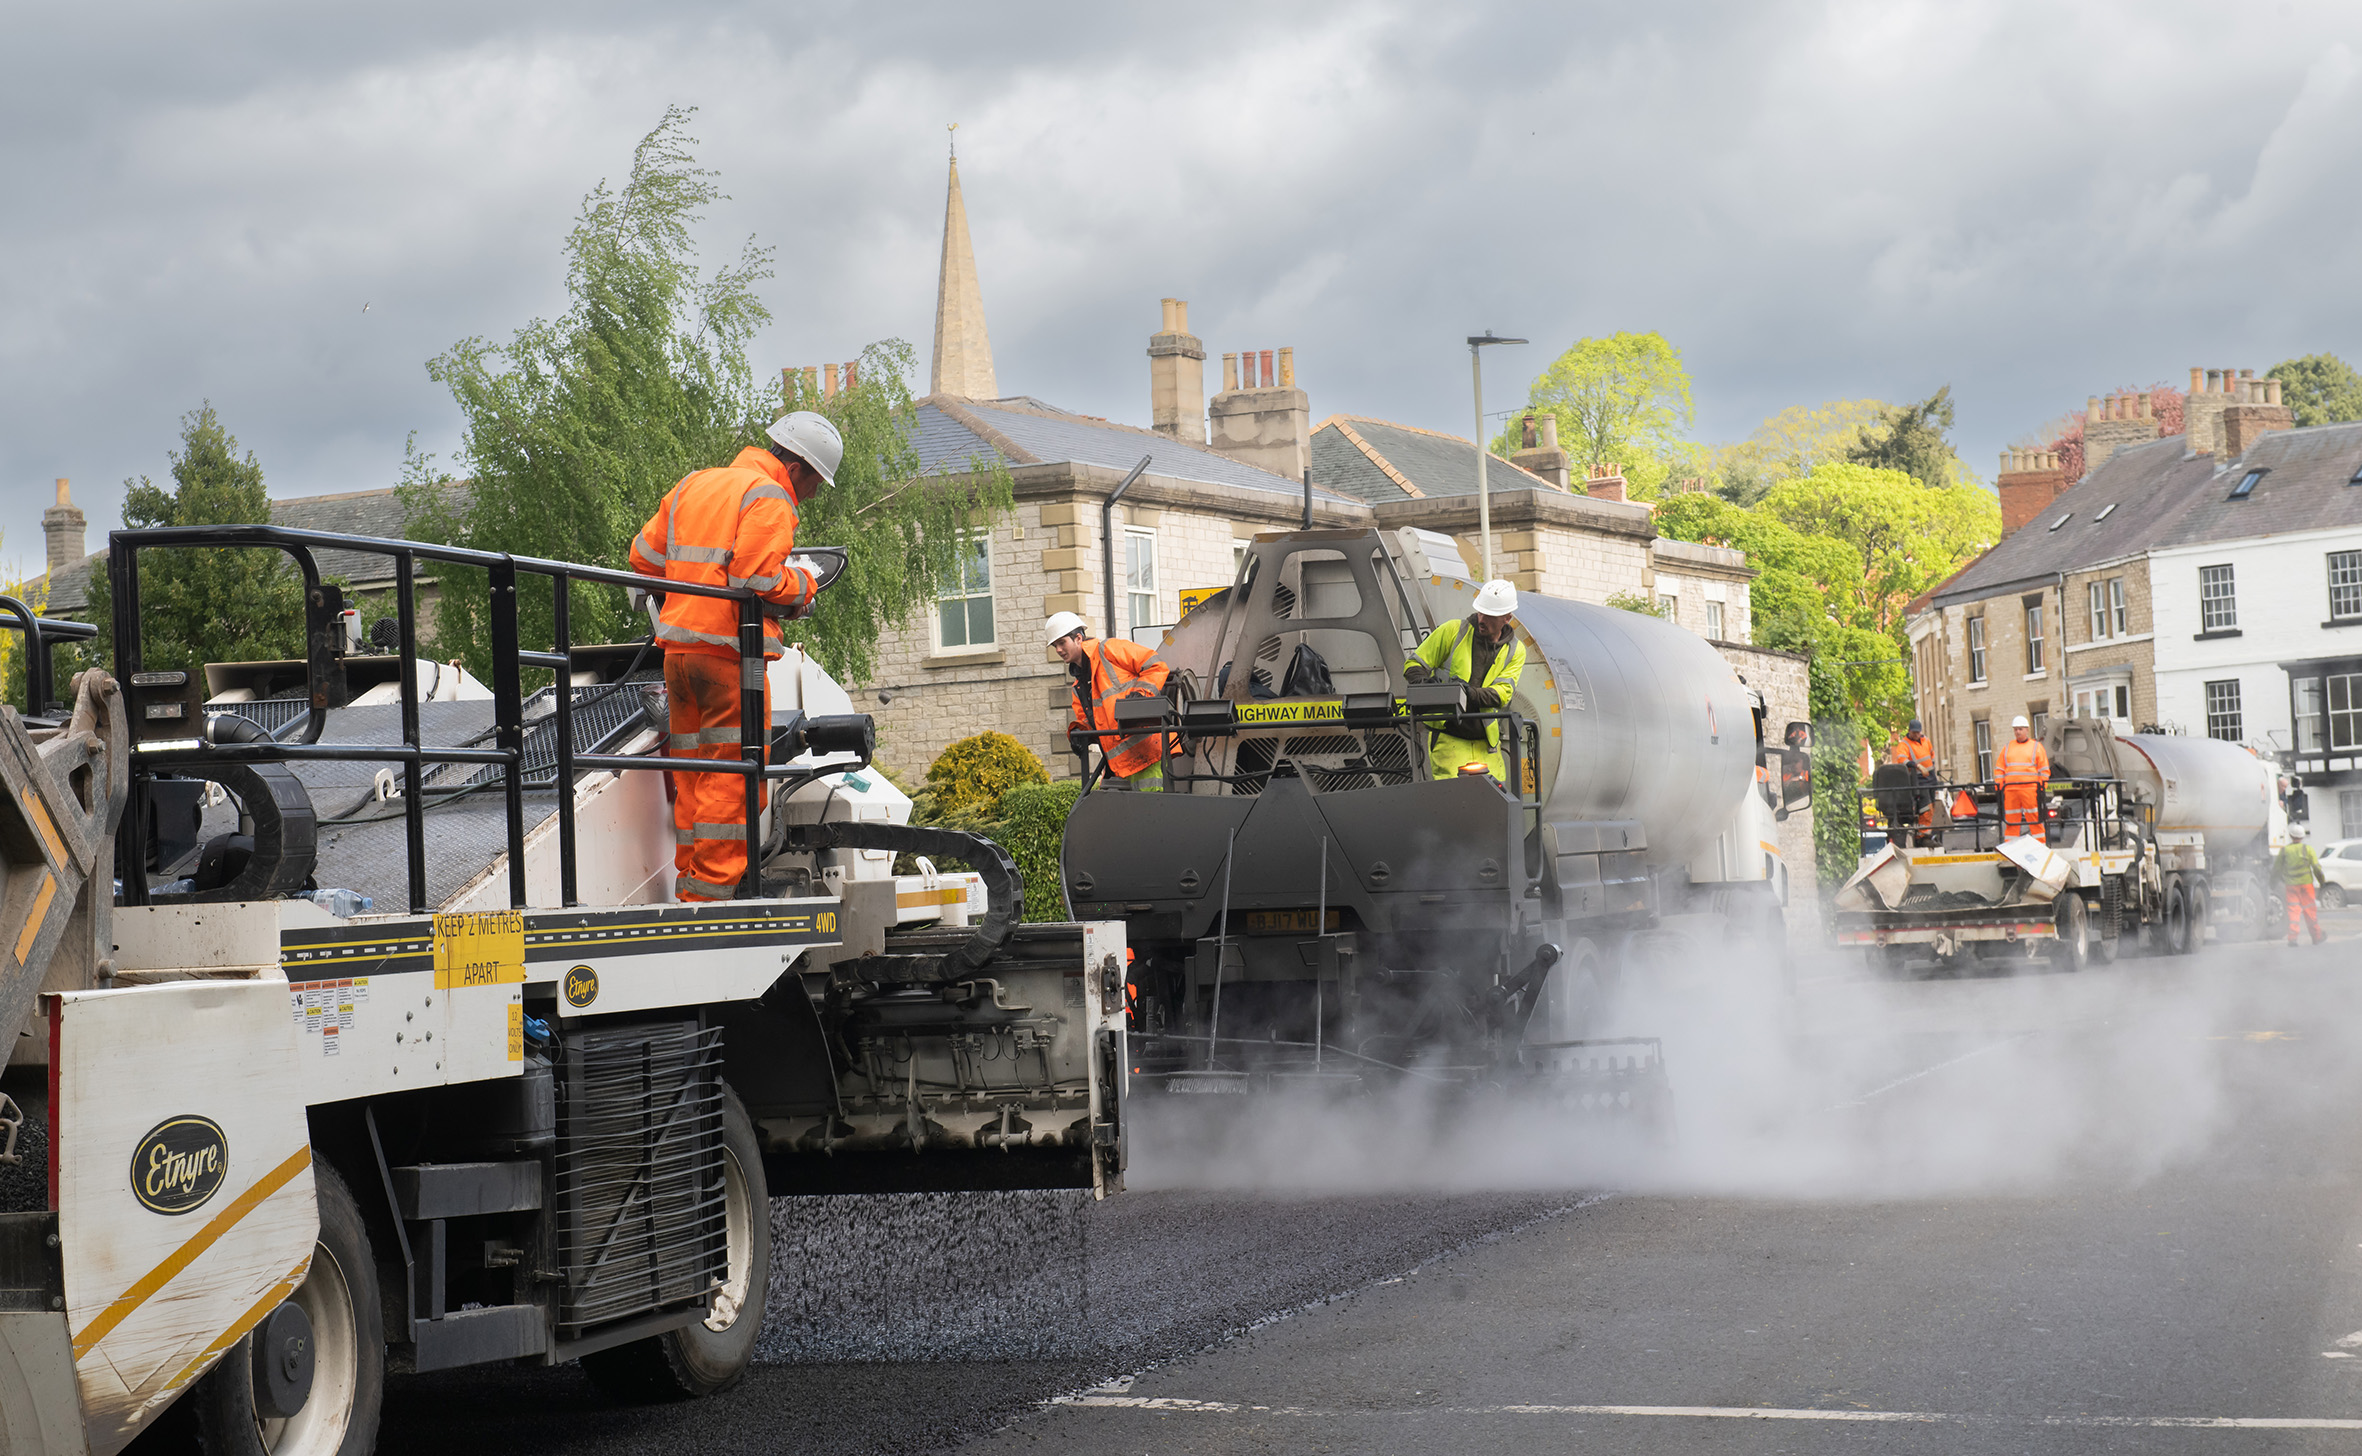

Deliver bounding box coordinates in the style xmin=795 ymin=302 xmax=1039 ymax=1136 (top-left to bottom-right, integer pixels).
xmin=929 ymin=135 xmax=998 ymax=400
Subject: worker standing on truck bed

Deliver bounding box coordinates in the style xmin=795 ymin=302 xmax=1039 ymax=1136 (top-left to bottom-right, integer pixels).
xmin=1404 ymin=579 xmax=1527 ymax=783
xmin=1050 ymin=611 xmax=1172 ymax=790
xmin=2279 ymin=824 xmax=2328 ymax=946
xmin=1889 ymin=717 xmax=1937 ymax=838
xmin=631 ymin=411 xmax=842 ymax=899
xmin=1995 ymin=714 xmax=2049 ymax=840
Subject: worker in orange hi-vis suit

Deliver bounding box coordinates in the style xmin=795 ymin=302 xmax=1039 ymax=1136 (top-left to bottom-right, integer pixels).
xmin=1889 ymin=718 xmax=1938 ymax=832
xmin=631 ymin=411 xmax=842 ymax=901
xmin=1994 ymin=714 xmax=2051 ymax=840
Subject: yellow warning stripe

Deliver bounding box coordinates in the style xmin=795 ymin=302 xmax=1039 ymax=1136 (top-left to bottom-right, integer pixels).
xmin=25 ymin=793 xmax=68 ymax=865
xmin=72 ymin=1144 xmax=313 ymax=1358
xmin=897 ymin=887 xmax=967 ymax=909
xmin=158 ymin=1250 xmax=313 ymax=1398
xmin=13 ymin=873 xmax=55 ymax=965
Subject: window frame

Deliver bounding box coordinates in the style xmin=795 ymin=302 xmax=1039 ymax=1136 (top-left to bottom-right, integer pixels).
xmin=2089 ymin=581 xmax=2109 ymax=641
xmin=1704 ymin=599 xmax=1725 ymax=640
xmin=2024 ymin=597 xmax=2046 ymax=674
xmin=2199 ymin=564 xmax=2237 ymax=632
xmin=1966 ymin=615 xmax=1987 ymax=683
xmin=1972 ymin=718 xmax=1994 ymax=782
xmin=2331 ymin=673 xmax=2362 ymax=752
xmin=2330 ymin=550 xmax=2362 ymax=622
xmin=1123 ymin=526 xmax=1159 ymax=639
xmin=2108 ymin=577 xmax=2126 ymax=636
xmin=2203 ymin=678 xmax=2243 ymax=742
xmin=931 ymin=533 xmax=998 ymax=653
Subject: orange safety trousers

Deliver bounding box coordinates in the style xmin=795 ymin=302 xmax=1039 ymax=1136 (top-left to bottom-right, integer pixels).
xmin=665 ymin=650 xmax=768 ymax=902
xmin=2287 ymin=883 xmax=2322 ymax=943
xmin=2001 ymin=785 xmax=2041 ymax=838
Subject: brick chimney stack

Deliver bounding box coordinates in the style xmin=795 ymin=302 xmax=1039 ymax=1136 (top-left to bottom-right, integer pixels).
xmin=2082 ymin=390 xmax=2160 ymax=473
xmin=1509 ymin=412 xmax=1570 ymax=489
xmin=2223 ymin=373 xmax=2294 ymax=459
xmin=1584 ymin=462 xmax=1628 ymax=502
xmin=43 ymin=477 xmax=85 ymax=577
xmin=1148 ymin=298 xmax=1208 ymax=444
xmin=1995 ymin=449 xmax=2068 ymax=536
xmin=1207 ymin=340 xmax=1311 ymax=480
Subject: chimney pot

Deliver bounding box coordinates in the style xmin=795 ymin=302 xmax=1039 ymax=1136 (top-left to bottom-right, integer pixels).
xmin=843 ymin=359 xmax=858 ymax=391
xmin=1259 ymin=350 xmax=1275 ymax=388
xmin=55 ymin=477 xmax=70 ymax=506
xmin=1175 ymin=300 xmax=1190 ymax=332
xmin=2191 ymin=366 xmax=2204 ymax=394
xmin=1221 ymin=353 xmax=1238 ymax=391
xmin=2267 ymin=379 xmax=2283 ymax=406
xmin=1523 ymin=414 xmax=1538 ymax=449
xmin=2139 ymin=391 xmax=2152 ymax=418
xmin=2087 ymin=396 xmax=2101 ymax=422
xmin=1278 ymin=346 xmax=1295 ymax=388
xmin=1539 ymin=415 xmax=1558 ymax=450
xmin=803 ymin=366 xmax=820 ymax=395
xmin=823 ymin=362 xmax=840 ymax=399
xmin=1160 ymin=297 xmax=1178 ymax=332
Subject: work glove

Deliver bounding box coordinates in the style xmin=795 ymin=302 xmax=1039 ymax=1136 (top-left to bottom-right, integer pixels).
xmin=1068 ymin=728 xmax=1094 ymax=758
xmin=1403 ymin=663 xmax=1431 ymax=684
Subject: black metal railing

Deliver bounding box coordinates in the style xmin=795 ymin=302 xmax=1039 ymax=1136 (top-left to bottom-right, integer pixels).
xmin=1070 ymin=681 xmax=1534 ymax=805
xmin=108 ymin=525 xmax=829 ymax=914
xmin=1859 ymin=773 xmax=2133 ymax=855
xmin=0 ymin=594 xmax=100 ymax=717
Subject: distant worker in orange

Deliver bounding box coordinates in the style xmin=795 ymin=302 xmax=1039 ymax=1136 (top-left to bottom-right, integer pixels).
xmin=1994 ymin=714 xmax=2050 ymax=840
xmin=632 ymin=411 xmax=842 ymax=900
xmin=2277 ymin=824 xmax=2328 ymax=946
xmin=1888 ymin=717 xmax=1939 ymax=838
xmin=1049 ymin=611 xmax=1173 ymax=790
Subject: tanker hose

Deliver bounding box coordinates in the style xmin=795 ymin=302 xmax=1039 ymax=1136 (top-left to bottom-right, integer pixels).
xmin=785 ymin=820 xmax=1024 ymax=976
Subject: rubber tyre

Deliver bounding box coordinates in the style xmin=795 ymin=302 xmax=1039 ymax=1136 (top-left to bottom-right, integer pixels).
xmin=2326 ymin=882 xmax=2350 ymax=911
xmin=2162 ymin=880 xmax=2191 ymax=957
xmin=581 ymin=1084 xmax=770 ymax=1402
xmin=2180 ymin=883 xmax=2208 ymax=956
xmin=2053 ymin=894 xmax=2089 ymax=974
xmin=192 ymin=1161 xmax=384 ymax=1456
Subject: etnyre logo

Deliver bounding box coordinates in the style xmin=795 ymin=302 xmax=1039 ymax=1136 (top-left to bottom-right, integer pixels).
xmin=130 ymin=1116 xmax=228 ymax=1215
xmin=563 ymin=965 xmax=599 ymax=1008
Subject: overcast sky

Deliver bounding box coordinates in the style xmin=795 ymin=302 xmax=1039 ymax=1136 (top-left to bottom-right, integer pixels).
xmin=6 ymin=0 xmax=2360 ymax=582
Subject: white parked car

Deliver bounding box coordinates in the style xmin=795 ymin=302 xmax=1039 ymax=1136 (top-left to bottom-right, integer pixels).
xmin=2317 ymin=838 xmax=2362 ymax=910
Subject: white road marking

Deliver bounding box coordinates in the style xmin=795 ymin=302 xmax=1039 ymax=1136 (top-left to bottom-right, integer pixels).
xmin=1826 ymin=1031 xmax=2039 ymax=1111
xmin=1062 ymin=1397 xmax=2362 ymax=1429
xmin=2337 ymin=1331 xmax=2362 ymax=1348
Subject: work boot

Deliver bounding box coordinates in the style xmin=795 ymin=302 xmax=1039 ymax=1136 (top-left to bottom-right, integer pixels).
xmin=2315 ymin=931 xmax=2328 ymax=945
xmin=2288 ymin=937 xmax=2301 ymax=946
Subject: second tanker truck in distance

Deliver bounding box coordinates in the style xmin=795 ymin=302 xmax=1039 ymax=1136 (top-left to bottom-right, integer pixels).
xmin=1835 ymin=715 xmax=2286 ymax=971
xmin=1058 ymin=525 xmax=1812 ymax=1094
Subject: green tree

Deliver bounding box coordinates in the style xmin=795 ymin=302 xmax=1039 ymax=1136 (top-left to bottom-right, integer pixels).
xmin=1501 ymin=332 xmax=1695 ymax=499
xmin=2267 ymin=353 xmax=2362 ymax=427
xmin=85 ymin=404 xmax=305 ymax=678
xmin=1844 ymin=385 xmax=1971 ymax=488
xmin=1758 ymin=463 xmax=1998 ymax=637
xmin=1712 ymin=398 xmax=1891 ymax=504
xmin=0 ymin=544 xmax=48 ymax=711
xmin=404 ymin=108 xmax=1007 ymax=687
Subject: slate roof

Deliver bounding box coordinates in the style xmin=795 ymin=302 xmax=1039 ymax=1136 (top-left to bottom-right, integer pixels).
xmin=1928 ymin=435 xmax=2225 ymax=607
xmin=913 ymin=395 xmax=1358 ymax=502
xmin=1310 ymin=415 xmax=1559 ymax=505
xmin=31 ymin=484 xmax=470 ymax=616
xmin=2152 ymin=421 xmax=2362 ymax=549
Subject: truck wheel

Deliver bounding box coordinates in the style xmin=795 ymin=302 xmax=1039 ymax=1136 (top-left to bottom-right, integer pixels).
xmin=192 ymin=1161 xmax=384 ymax=1456
xmin=2162 ymin=881 xmax=2191 ymax=956
xmin=581 ymin=1084 xmax=770 ymax=1402
xmin=2053 ymin=894 xmax=2089 ymax=973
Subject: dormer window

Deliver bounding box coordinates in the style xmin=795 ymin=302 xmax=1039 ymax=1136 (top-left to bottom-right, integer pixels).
xmin=2230 ymin=469 xmax=2265 ymax=499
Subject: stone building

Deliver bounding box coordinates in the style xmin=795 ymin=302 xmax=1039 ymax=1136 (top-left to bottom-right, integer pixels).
xmin=1906 ymin=364 xmax=2313 ymax=784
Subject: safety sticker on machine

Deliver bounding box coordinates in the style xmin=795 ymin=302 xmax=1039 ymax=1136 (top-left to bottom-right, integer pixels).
xmin=432 ymin=910 xmax=526 ymax=989
xmin=290 ymin=977 xmax=369 ymax=1057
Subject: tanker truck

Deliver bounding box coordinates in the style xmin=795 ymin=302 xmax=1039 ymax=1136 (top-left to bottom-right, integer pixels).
xmin=1057 ymin=526 xmax=1810 ymax=1095
xmin=1835 ymin=715 xmax=2284 ymax=971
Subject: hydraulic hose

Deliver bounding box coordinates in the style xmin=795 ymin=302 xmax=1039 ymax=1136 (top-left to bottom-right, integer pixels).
xmin=784 ymin=820 xmax=1024 ymax=976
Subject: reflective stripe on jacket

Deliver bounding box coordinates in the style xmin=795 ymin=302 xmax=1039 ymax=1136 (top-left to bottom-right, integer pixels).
xmin=1996 ymin=737 xmax=2049 ymax=787
xmin=631 ymin=447 xmax=817 ymax=660
xmin=1406 ymin=617 xmax=1527 ymax=749
xmin=1889 ymin=735 xmax=1934 ymax=773
xmin=1068 ymin=637 xmax=1171 ymax=778
xmin=2277 ymin=842 xmax=2325 ymax=887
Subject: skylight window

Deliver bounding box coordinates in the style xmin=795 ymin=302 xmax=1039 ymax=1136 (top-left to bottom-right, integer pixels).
xmin=2349 ymin=463 xmax=2362 ymax=486
xmin=2048 ymin=512 xmax=2072 ymax=531
xmin=2230 ymin=469 xmax=2265 ymax=499
xmin=2094 ymin=502 xmax=2118 ymax=522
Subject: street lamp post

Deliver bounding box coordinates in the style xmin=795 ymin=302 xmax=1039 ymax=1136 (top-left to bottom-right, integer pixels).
xmin=1467 ymin=331 xmax=1527 ymax=579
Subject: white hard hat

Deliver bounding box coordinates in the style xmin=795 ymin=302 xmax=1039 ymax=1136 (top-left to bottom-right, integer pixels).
xmin=1045 ymin=611 xmax=1088 ymax=644
xmin=1473 ymin=579 xmax=1518 ymax=616
xmin=766 ymin=410 xmax=844 ymax=487
xmin=2011 ymin=715 xmax=2030 ymax=729
xmin=2292 ymin=824 xmax=2310 ymax=840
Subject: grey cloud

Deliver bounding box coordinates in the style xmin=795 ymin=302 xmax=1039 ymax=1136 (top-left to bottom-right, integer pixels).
xmin=6 ymin=1 xmax=2361 ymax=582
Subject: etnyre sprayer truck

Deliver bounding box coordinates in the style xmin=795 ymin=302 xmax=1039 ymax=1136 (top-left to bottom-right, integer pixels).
xmin=0 ymin=526 xmax=1124 ymax=1456
xmin=1835 ymin=715 xmax=2285 ymax=970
